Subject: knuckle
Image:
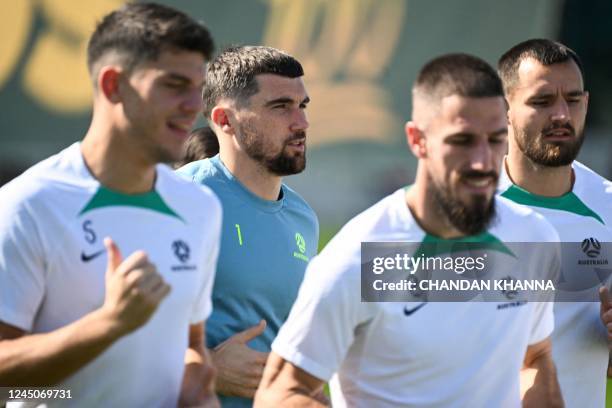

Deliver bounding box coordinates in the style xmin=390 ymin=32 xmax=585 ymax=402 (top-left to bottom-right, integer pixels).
xmin=134 ymin=250 xmax=148 ymax=260
xmin=126 ymin=271 xmax=144 ymax=285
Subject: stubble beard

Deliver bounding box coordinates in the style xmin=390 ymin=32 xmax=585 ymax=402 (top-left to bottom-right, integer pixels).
xmin=238 ymin=121 xmax=306 ymax=176
xmin=513 ymin=121 xmax=584 ymax=167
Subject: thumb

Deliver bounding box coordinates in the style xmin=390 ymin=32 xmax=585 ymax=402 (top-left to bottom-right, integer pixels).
xmin=599 ymin=286 xmax=612 ymax=313
xmin=233 ymin=320 xmax=267 ymax=344
xmin=104 ymin=237 xmax=122 ymax=275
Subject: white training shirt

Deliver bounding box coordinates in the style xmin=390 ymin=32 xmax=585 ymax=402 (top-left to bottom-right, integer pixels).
xmin=0 ymin=143 xmax=222 ymax=407
xmin=499 ymin=160 xmax=610 ymax=408
xmin=273 ymin=188 xmax=558 ymax=408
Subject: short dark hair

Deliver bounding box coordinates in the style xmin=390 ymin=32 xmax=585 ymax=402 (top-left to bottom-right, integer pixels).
xmin=498 ymin=39 xmax=584 ymax=95
xmin=203 ymin=45 xmax=303 ymax=118
xmin=87 ymin=2 xmax=214 ymax=82
xmin=413 ymin=53 xmax=504 ymax=102
xmin=175 ymin=126 xmax=219 ymax=168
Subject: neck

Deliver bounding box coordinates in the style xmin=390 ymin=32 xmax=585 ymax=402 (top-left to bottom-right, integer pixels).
xmin=506 ymin=142 xmax=573 ymax=197
xmin=81 ymin=111 xmax=156 ymax=193
xmin=219 ymin=149 xmax=282 ymax=201
xmin=406 ymin=169 xmax=465 ymax=239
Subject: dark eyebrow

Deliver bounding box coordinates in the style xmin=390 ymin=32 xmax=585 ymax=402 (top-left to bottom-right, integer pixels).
xmin=444 ymin=132 xmax=474 ymax=140
xmin=489 ymin=128 xmax=508 ymax=137
xmin=528 ymin=92 xmax=555 ymax=100
xmin=444 ymin=128 xmax=507 ymax=141
xmin=529 ymin=90 xmax=585 ymax=100
xmin=162 ymin=73 xmax=205 ymax=88
xmin=264 ymin=96 xmax=310 ymax=107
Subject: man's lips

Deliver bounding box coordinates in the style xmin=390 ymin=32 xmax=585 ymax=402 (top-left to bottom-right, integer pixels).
xmin=459 ymin=173 xmax=498 ymax=192
xmin=463 ymin=177 xmax=494 ymax=188
xmin=287 ymin=138 xmax=305 ymax=146
xmin=167 ymin=119 xmax=195 ymax=137
xmin=286 ymin=137 xmax=306 ymax=152
xmin=543 ymin=126 xmax=574 ymax=141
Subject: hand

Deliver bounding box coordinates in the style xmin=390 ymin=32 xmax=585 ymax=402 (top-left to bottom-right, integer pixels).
xmin=101 ymin=237 xmax=171 ymax=337
xmin=600 ymin=287 xmax=612 ymax=345
xmin=212 ymin=320 xmax=269 ymax=398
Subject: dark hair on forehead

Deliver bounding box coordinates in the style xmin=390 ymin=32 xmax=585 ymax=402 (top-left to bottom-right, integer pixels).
xmin=87 ymin=2 xmax=214 ymax=80
xmin=414 ymin=53 xmax=504 ymax=101
xmin=203 ymin=45 xmax=304 ymax=118
xmin=497 ymin=39 xmax=584 ymax=94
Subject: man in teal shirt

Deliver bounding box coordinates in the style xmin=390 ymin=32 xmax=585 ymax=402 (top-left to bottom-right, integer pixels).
xmin=178 ymin=45 xmax=319 ymax=407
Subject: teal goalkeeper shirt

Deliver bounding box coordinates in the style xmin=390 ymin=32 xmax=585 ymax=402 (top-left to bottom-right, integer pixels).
xmin=177 ymin=156 xmax=319 ymax=407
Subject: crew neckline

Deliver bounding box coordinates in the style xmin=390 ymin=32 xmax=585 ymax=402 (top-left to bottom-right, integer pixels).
xmin=210 ymin=155 xmax=285 ymax=213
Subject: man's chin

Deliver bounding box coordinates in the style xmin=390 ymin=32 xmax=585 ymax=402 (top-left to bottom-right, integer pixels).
xmin=527 ymin=150 xmax=576 ymax=167
xmin=152 ymin=148 xmax=182 ymax=165
xmin=266 ymin=156 xmax=306 ymax=176
xmin=522 ymin=137 xmax=582 ymax=167
xmin=458 ymin=193 xmax=493 ymax=209
xmin=454 ymin=199 xmax=496 ymax=235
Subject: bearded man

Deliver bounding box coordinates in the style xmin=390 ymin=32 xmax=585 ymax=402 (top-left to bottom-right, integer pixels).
xmin=177 ymin=45 xmax=319 ymax=408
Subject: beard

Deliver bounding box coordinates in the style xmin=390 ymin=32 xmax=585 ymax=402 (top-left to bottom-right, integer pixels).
xmin=513 ymin=121 xmax=584 ymax=167
xmin=237 ymin=121 xmax=306 ymax=176
xmin=429 ymin=171 xmax=498 ymax=236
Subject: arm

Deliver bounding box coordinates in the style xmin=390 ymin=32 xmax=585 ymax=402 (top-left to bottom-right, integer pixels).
xmin=179 ymin=324 xmax=219 ymax=407
xmin=599 ymin=287 xmax=612 ymax=344
xmin=521 ymin=338 xmax=563 ymax=408
xmin=0 ymin=238 xmax=170 ymax=386
xmin=0 ymin=310 xmax=122 ymax=386
xmin=211 ymin=319 xmax=269 ymax=398
xmin=254 ymin=352 xmax=328 ymax=408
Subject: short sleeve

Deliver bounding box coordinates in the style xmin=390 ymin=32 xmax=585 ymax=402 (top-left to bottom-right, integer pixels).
xmin=190 ymin=196 xmax=222 ymax=324
xmin=0 ymin=198 xmax=46 ymax=331
xmin=528 ymin=301 xmax=554 ymax=345
xmin=527 ymin=215 xmax=558 ymax=344
xmin=272 ymin=252 xmax=374 ymax=381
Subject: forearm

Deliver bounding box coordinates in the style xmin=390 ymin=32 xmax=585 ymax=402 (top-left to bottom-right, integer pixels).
xmin=522 ymin=351 xmax=563 ymax=408
xmin=180 ymin=324 xmax=218 ymax=407
xmin=180 ymin=347 xmax=207 ymax=404
xmin=0 ymin=308 xmax=121 ymax=386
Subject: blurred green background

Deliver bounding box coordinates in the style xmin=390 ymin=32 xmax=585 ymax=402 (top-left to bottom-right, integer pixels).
xmin=3 ymin=0 xmax=612 ymax=229
xmin=1 ymin=1 xmax=611 ymax=405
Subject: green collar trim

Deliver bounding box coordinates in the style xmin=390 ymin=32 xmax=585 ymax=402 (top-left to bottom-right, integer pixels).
xmin=501 ymin=184 xmax=604 ymax=225
xmin=79 ymin=186 xmax=183 ymax=221
xmin=416 ymin=231 xmax=515 ymax=258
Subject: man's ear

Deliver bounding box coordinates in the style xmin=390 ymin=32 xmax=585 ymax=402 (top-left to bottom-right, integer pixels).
xmin=504 ymin=96 xmax=512 ymax=125
xmin=98 ymin=66 xmax=123 ymax=103
xmin=405 ymin=121 xmax=427 ymax=159
xmin=211 ymin=106 xmax=234 ymax=135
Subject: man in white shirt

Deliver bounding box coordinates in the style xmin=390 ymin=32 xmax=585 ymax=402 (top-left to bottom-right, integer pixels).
xmin=497 ymin=38 xmax=611 ymax=408
xmin=0 ymin=3 xmax=220 ymax=407
xmin=255 ymin=53 xmax=562 ymax=407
